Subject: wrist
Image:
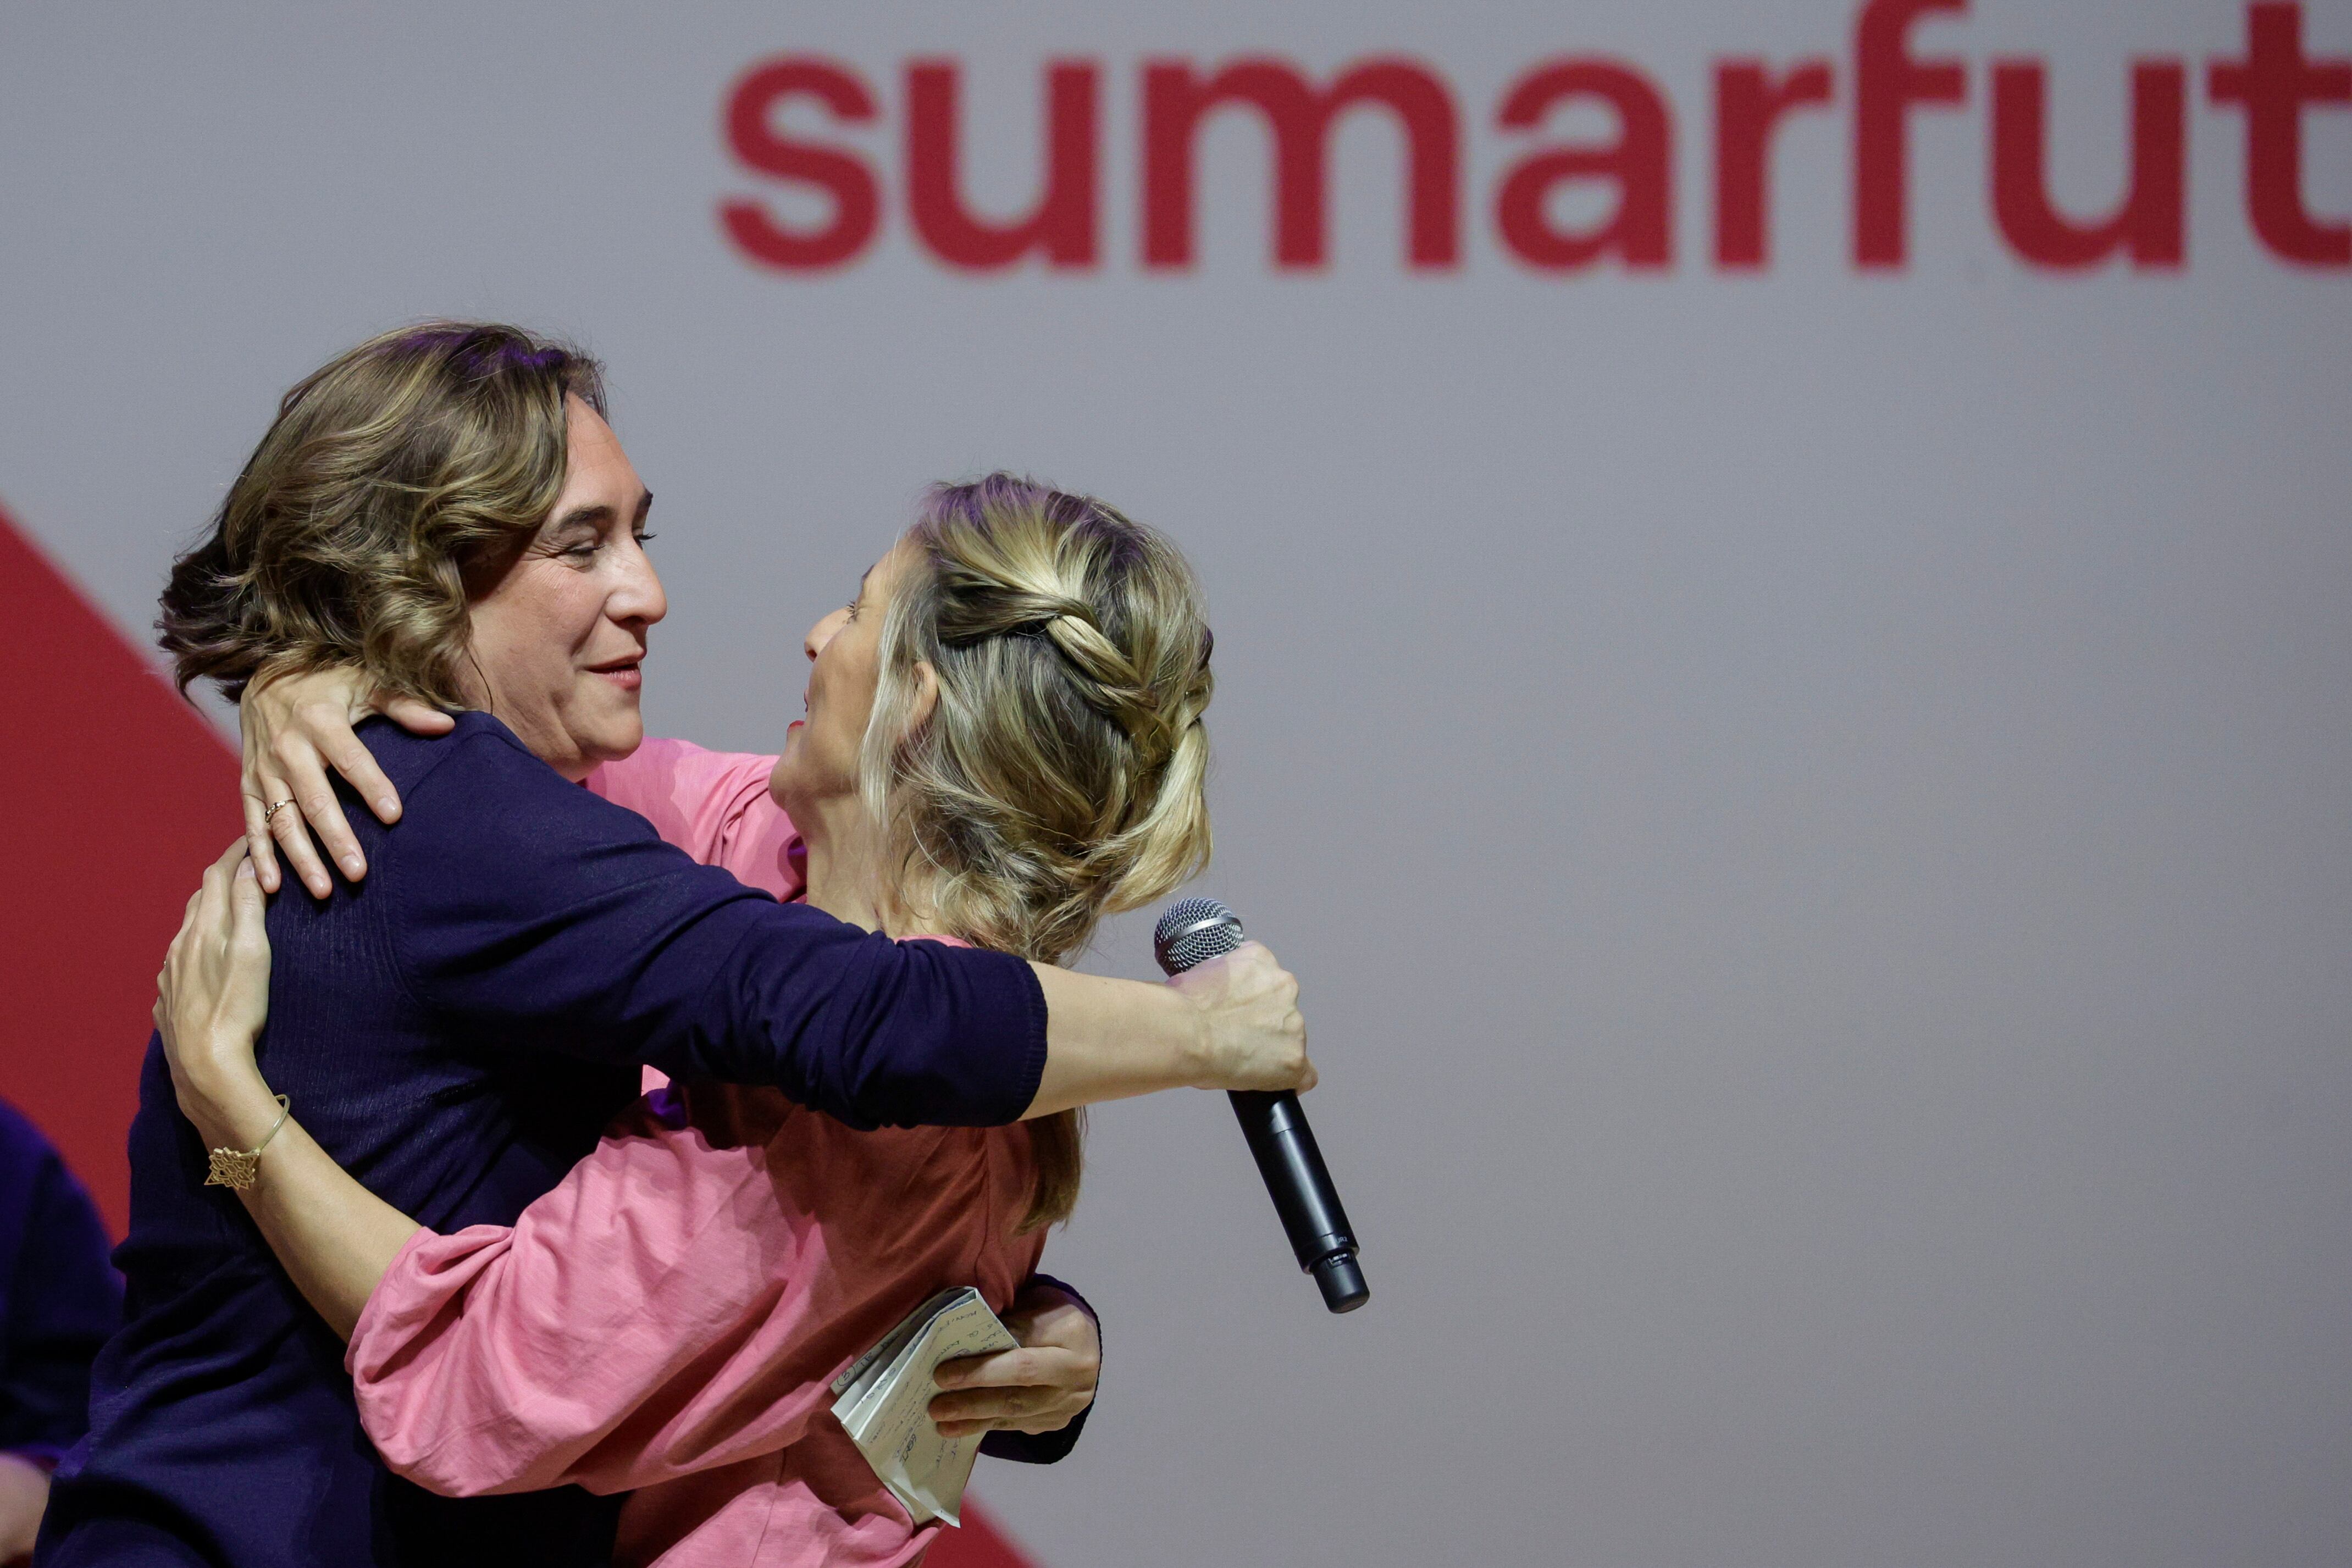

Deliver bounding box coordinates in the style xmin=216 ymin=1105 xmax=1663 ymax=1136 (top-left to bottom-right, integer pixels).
xmin=1171 ymin=984 xmax=1217 ymax=1090
xmin=179 ymin=1052 xmax=280 ymax=1147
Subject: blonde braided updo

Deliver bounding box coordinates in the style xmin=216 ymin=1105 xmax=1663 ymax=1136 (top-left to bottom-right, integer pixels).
xmin=861 ymin=474 xmax=1215 ymax=1229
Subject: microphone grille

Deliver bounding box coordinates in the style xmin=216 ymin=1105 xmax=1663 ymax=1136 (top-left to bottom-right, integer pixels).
xmin=1154 ymin=897 xmax=1246 ymax=976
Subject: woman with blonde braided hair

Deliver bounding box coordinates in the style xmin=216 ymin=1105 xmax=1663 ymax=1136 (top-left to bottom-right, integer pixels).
xmin=871 ymin=474 xmax=1213 ymax=974
xmin=863 ymin=477 xmax=1215 ymax=1225
xmin=154 ymin=474 xmax=1228 ymax=1565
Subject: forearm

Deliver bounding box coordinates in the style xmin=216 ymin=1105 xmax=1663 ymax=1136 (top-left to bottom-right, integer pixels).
xmin=1023 ymin=966 xmax=1208 ymax=1118
xmin=1023 ymin=939 xmax=1310 ymax=1118
xmin=179 ymin=1063 xmax=422 ymax=1340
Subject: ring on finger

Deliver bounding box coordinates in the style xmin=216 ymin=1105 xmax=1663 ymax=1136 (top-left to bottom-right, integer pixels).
xmin=262 ymin=797 xmax=298 ymax=826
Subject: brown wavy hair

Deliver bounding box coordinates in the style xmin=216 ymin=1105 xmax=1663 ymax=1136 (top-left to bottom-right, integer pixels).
xmin=862 ymin=475 xmax=1216 ymax=1231
xmin=158 ymin=322 xmax=604 ymax=704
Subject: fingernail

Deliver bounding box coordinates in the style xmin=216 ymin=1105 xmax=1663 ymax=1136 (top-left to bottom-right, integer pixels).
xmin=378 ymin=798 xmax=400 ymax=819
xmin=342 ymin=856 xmax=364 ymax=877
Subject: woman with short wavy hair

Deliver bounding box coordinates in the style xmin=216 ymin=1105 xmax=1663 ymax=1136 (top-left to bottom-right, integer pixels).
xmin=156 ymin=475 xmax=1222 ymax=1565
xmin=160 ymin=323 xmax=607 ymax=722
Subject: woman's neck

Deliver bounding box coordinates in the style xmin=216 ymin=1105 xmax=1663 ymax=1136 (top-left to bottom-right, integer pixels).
xmin=794 ymin=794 xmax=937 ymax=940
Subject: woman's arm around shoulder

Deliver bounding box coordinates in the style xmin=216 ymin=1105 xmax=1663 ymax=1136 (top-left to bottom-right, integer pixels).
xmin=232 ymin=666 xmax=1318 ymax=1127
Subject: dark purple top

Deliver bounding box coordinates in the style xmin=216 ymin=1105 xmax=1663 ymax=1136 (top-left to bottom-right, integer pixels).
xmin=36 ymin=713 xmax=1050 ymax=1568
xmin=0 ymin=1101 xmax=122 ymax=1469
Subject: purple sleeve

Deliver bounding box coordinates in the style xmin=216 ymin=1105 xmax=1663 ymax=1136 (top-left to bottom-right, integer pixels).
xmin=381 ymin=730 xmax=1047 ymax=1129
xmin=977 ymin=1272 xmax=1097 ymax=1466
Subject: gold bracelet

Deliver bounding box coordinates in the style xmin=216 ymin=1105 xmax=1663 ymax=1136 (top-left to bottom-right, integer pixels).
xmin=204 ymin=1095 xmax=292 ymax=1190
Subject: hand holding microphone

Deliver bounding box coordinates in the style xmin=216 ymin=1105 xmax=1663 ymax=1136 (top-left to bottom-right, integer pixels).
xmin=1157 ymin=900 xmax=1369 ymax=1315
xmin=1158 ymin=938 xmax=1316 ymax=1094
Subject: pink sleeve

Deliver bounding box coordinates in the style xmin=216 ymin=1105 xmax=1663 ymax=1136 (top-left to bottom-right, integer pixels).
xmin=347 ymin=743 xmax=832 ymax=1497
xmin=344 ymin=1101 xmax=844 ymax=1498
xmin=585 ymin=737 xmax=804 ymax=900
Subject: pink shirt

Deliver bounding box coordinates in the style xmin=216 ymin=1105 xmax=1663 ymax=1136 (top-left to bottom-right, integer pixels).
xmin=344 ymin=740 xmax=1047 ymax=1567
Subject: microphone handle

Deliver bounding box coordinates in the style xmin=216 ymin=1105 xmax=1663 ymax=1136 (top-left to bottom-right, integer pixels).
xmin=1228 ymin=1089 xmax=1369 ymax=1314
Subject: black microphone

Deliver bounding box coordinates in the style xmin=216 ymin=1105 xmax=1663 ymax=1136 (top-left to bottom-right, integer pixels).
xmin=1154 ymin=898 xmax=1368 ymax=1314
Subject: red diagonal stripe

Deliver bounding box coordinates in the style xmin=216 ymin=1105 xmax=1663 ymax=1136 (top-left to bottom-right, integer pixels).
xmin=0 ymin=500 xmax=239 ymax=1237
xmin=927 ymin=1499 xmax=1045 ymax=1568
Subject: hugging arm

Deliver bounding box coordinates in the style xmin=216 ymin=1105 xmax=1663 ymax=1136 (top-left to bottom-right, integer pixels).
xmin=337 ymin=1118 xmax=1095 ymax=1495
xmin=385 ymin=727 xmax=1307 ymax=1126
xmin=240 ymin=669 xmax=1313 ymax=1126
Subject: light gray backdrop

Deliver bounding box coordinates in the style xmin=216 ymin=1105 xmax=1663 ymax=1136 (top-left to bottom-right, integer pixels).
xmin=3 ymin=2 xmax=2347 ymax=1564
